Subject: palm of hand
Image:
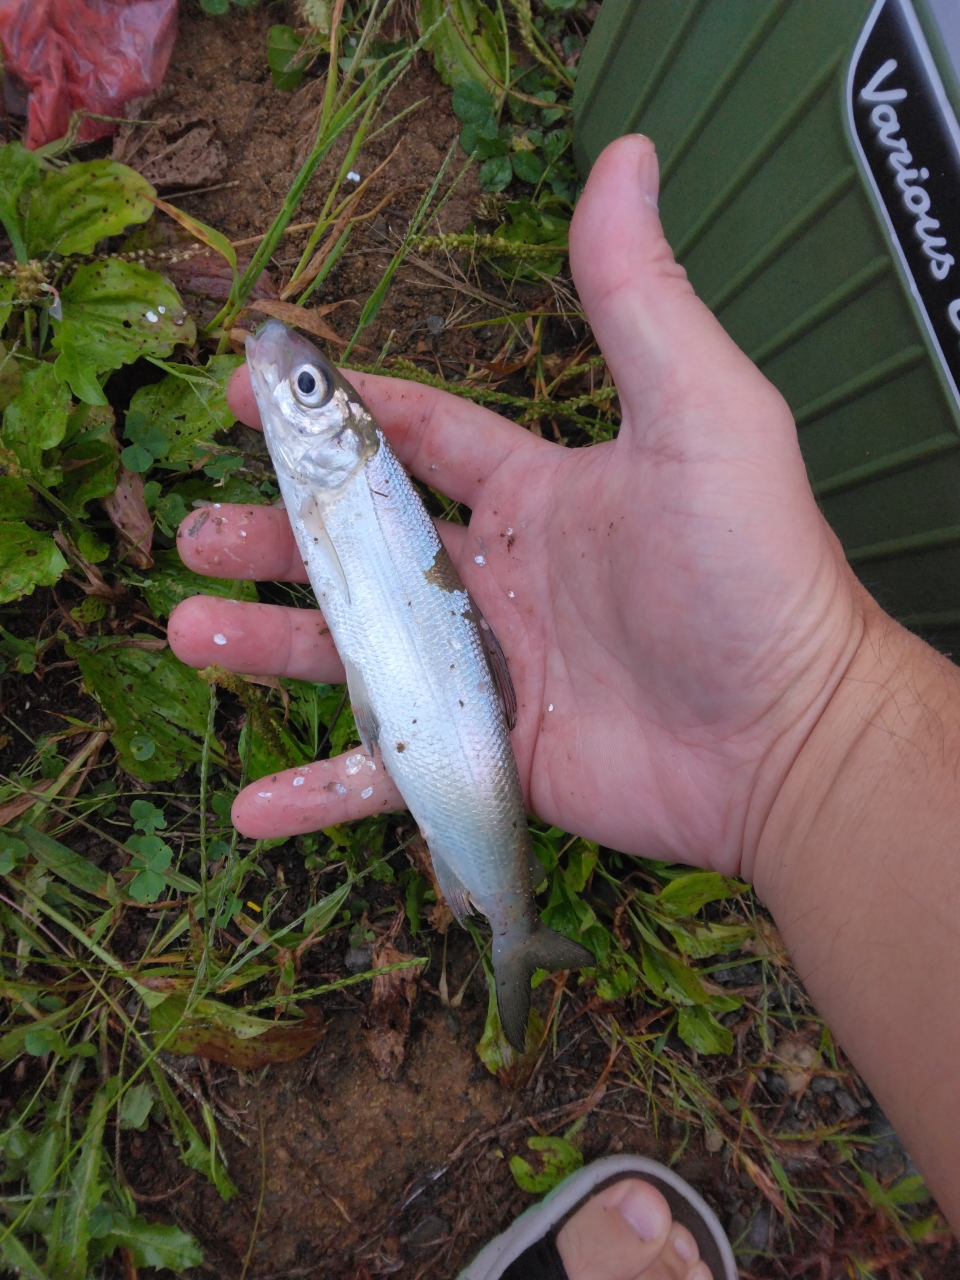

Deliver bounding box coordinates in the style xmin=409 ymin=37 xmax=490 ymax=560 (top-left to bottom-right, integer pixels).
xmin=169 ymin=137 xmax=862 ymax=878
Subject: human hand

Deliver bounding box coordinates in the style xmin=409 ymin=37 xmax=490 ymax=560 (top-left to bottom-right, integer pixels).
xmin=168 ymin=135 xmax=866 ymax=879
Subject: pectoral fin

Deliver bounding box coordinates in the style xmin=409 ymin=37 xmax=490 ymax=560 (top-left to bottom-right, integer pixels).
xmin=299 ymin=494 xmax=350 ymax=604
xmin=342 ymin=657 xmax=380 ymax=757
xmin=471 ymin=595 xmax=517 ymax=731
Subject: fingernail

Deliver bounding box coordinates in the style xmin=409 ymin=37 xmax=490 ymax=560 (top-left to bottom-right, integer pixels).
xmin=618 ymin=1184 xmax=669 ymax=1242
xmin=672 ymin=1231 xmax=697 ymax=1263
xmin=638 ymin=146 xmax=660 ymax=211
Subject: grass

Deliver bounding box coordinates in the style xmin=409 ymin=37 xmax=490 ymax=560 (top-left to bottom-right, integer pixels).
xmin=0 ymin=0 xmax=954 ymax=1275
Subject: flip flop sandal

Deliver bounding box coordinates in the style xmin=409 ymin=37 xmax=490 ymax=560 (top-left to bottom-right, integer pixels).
xmin=457 ymin=1154 xmax=738 ymax=1280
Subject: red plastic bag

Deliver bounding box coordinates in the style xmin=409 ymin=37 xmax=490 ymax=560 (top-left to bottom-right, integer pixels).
xmin=0 ymin=0 xmax=178 ymax=150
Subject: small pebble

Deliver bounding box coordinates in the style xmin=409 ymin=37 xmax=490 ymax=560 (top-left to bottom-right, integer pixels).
xmin=427 ymin=313 xmax=444 ymax=332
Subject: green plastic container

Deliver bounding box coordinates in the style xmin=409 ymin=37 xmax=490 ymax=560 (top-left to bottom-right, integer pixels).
xmin=573 ymin=0 xmax=960 ymax=636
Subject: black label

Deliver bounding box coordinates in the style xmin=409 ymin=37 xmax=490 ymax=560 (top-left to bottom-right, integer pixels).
xmin=849 ymin=0 xmax=960 ymax=406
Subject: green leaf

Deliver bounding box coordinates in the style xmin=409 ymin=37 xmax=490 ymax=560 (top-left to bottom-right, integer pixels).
xmin=128 ymin=355 xmax=240 ymax=464
xmin=53 ymin=261 xmax=196 ymax=405
xmin=119 ymin=1081 xmax=155 ymax=1131
xmin=452 ymin=79 xmax=495 ymax=123
xmin=120 ymin=442 xmax=154 ymax=473
xmin=511 ymin=150 xmax=545 ymax=183
xmin=78 ymin=530 xmax=111 ymax=563
xmin=66 ymin=639 xmax=224 ymax=781
xmin=419 ymin=0 xmax=506 ymax=91
xmin=0 ymin=338 xmax=22 ymax=406
xmin=25 ymin=160 xmax=155 ymax=257
xmin=0 ymin=519 xmax=68 ymax=603
xmin=151 ymin=993 xmax=325 ymax=1069
xmin=480 ymin=155 xmax=513 ymax=192
xmin=676 ymin=1005 xmax=734 ymax=1055
xmin=129 ymin=868 xmax=166 ymax=903
xmin=132 ymin=548 xmax=257 ymax=619
xmin=656 ymin=871 xmax=746 ymax=917
xmin=130 ymin=798 xmax=167 ymax=835
xmin=59 ymin=435 xmax=119 ymax=515
xmin=509 ymin=1135 xmax=583 ymax=1193
xmin=0 ymin=1232 xmax=48 ymax=1280
xmin=18 ymin=825 xmax=108 ymax=898
xmin=268 ymin=24 xmax=308 ymax=91
xmin=148 ymin=1060 xmax=237 ymax=1197
xmin=96 ymin=1216 xmax=203 ymax=1273
xmin=2 ymin=360 xmax=73 ymax=485
xmin=49 ymin=1088 xmax=107 ymax=1279
xmin=0 ymin=141 xmax=45 ymax=262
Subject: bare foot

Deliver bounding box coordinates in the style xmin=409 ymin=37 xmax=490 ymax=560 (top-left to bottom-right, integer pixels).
xmin=556 ymin=1179 xmax=712 ymax=1280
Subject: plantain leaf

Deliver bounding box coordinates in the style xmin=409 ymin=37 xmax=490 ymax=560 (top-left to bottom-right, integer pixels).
xmin=419 ymin=0 xmax=506 ymax=91
xmin=25 ymin=160 xmax=155 ymax=257
xmin=0 ymin=476 xmax=68 ymax=603
xmin=53 ymin=261 xmax=195 ymax=405
xmin=2 ymin=361 xmax=73 ymax=485
xmin=66 ymin=639 xmax=224 ymax=781
xmin=0 ymin=141 xmax=45 ymax=262
xmin=128 ymin=354 xmax=241 ymax=464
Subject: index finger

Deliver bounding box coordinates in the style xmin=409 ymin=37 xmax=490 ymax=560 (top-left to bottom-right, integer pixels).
xmin=226 ymin=361 xmax=548 ymax=506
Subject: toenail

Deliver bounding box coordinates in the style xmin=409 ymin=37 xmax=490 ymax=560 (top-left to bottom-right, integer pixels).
xmin=672 ymin=1231 xmax=697 ymax=1263
xmin=617 ymin=1185 xmax=669 ymax=1242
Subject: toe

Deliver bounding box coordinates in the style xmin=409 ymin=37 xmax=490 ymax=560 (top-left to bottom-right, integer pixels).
xmin=556 ymin=1179 xmax=673 ymax=1280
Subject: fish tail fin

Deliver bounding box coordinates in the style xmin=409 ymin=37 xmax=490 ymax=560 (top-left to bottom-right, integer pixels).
xmin=494 ymin=925 xmax=594 ymax=1053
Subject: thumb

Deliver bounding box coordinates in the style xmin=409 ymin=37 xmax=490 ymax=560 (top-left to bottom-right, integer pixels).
xmin=570 ymin=134 xmax=767 ymax=431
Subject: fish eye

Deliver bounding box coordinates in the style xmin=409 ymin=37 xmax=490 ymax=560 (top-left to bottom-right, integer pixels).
xmin=291 ymin=363 xmax=331 ymax=408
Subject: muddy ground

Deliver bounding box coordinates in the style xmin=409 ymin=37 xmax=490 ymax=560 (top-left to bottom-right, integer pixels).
xmin=3 ymin=2 xmax=960 ymax=1278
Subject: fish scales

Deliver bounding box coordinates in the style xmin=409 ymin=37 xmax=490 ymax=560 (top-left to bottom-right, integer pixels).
xmin=246 ymin=319 xmax=593 ymax=1049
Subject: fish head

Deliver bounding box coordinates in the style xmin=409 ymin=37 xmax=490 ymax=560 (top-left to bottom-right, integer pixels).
xmin=246 ymin=319 xmax=379 ymax=489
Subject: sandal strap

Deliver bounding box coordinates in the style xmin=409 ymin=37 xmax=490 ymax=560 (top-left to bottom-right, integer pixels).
xmin=502 ymin=1235 xmax=568 ymax=1280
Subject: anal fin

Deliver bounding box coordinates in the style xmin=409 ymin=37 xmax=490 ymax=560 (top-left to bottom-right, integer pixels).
xmin=429 ymin=850 xmax=473 ymax=925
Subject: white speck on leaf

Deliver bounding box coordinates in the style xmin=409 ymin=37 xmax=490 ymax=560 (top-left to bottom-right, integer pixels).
xmin=361 ymin=786 xmax=374 ymax=798
xmin=213 ymin=633 xmax=227 ymax=645
xmin=158 ymin=305 xmax=166 ymax=314
xmin=145 ymin=310 xmax=158 ymax=323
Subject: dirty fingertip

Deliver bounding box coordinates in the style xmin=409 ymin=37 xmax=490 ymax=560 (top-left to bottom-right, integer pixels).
xmin=227 ymin=362 xmax=262 ymax=430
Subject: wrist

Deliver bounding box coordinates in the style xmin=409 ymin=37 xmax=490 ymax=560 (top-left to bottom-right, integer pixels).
xmin=752 ymin=597 xmax=960 ymax=902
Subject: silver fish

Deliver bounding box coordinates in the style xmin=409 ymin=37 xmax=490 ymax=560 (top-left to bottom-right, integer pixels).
xmin=246 ymin=320 xmax=592 ymax=1050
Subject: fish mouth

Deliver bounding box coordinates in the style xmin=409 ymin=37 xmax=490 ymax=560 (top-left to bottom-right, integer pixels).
xmin=245 ymin=318 xmax=293 ymax=390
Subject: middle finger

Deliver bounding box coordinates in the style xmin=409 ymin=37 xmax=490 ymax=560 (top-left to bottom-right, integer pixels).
xmin=168 ymin=597 xmax=345 ymax=682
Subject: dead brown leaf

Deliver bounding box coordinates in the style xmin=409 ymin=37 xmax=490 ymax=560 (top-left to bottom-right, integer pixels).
xmin=405 ymin=834 xmax=453 ymax=934
xmin=112 ymin=101 xmax=227 ymax=190
xmin=102 ymin=467 xmax=154 ymax=569
xmin=363 ymin=928 xmax=423 ymax=1082
xmin=241 ymin=298 xmax=363 ymax=350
